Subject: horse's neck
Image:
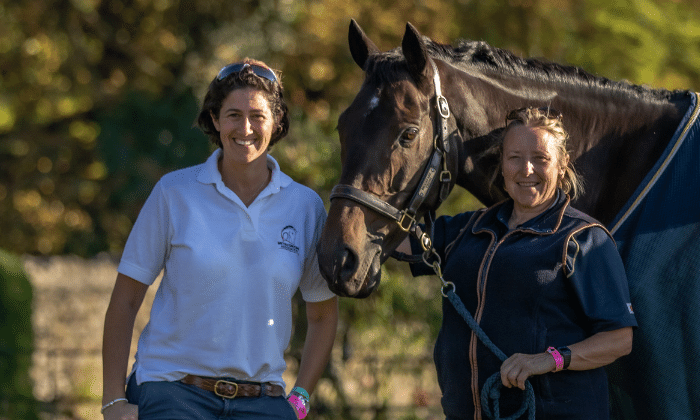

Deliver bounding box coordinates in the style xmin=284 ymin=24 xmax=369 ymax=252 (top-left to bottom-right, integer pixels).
xmin=448 ymin=74 xmax=692 ymax=224
xmin=564 ymin=93 xmax=690 ymax=224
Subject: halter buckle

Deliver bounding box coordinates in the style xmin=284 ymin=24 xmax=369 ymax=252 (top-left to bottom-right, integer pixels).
xmin=440 ymin=170 xmax=451 ymax=183
xmin=419 ymin=232 xmax=432 ymax=252
xmin=398 ymin=212 xmax=417 ymax=232
xmin=437 ymin=95 xmax=450 ymax=119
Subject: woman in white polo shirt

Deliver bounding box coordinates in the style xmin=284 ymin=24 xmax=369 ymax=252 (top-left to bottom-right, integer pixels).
xmin=101 ymin=58 xmax=338 ymax=420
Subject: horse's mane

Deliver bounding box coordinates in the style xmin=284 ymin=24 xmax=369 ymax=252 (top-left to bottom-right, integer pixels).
xmin=364 ymin=36 xmax=687 ymax=103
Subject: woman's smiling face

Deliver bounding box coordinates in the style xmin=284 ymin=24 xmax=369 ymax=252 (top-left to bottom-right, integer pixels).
xmin=211 ymin=87 xmax=276 ymax=166
xmin=502 ymin=124 xmax=566 ymax=216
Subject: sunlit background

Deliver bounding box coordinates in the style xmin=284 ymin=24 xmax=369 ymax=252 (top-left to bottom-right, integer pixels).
xmin=1 ymin=0 xmax=699 ymax=418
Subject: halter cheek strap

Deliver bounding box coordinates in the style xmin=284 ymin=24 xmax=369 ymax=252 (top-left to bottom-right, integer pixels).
xmin=431 ymin=59 xmax=451 ymax=154
xmin=330 ymin=58 xmax=453 ymax=248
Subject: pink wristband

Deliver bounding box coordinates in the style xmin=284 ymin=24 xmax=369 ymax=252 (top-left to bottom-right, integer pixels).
xmin=547 ymin=346 xmax=564 ymax=371
xmin=288 ymin=394 xmax=308 ymax=419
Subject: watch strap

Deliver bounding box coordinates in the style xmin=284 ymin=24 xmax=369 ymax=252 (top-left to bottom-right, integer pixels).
xmin=547 ymin=346 xmax=564 ymax=371
xmin=557 ymin=346 xmax=572 ymax=370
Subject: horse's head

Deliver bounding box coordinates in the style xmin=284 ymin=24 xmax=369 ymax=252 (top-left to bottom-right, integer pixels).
xmin=317 ymin=20 xmax=457 ymax=298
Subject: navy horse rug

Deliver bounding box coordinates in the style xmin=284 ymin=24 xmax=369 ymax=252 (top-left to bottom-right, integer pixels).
xmin=607 ymin=92 xmax=700 ymax=419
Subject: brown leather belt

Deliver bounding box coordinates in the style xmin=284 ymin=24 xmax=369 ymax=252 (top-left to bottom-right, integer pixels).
xmin=180 ymin=375 xmax=285 ymax=399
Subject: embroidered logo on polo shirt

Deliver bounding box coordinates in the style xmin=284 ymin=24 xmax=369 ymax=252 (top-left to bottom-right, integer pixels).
xmin=627 ymin=303 xmax=634 ymax=314
xmin=279 ymin=225 xmax=300 ymax=254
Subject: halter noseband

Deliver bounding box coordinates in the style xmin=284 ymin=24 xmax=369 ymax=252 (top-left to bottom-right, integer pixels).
xmin=330 ymin=59 xmax=453 ymax=255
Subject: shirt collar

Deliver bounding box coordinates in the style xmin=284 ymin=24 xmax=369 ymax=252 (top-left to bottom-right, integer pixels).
xmin=196 ymin=149 xmax=293 ymax=192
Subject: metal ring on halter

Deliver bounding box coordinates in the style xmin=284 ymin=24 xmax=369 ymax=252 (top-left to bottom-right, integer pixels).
xmin=441 ymin=281 xmax=456 ymax=298
xmin=422 ymin=248 xmax=441 ymax=269
xmin=422 ymin=250 xmax=456 ymax=296
xmin=419 ymin=232 xmax=432 ymax=252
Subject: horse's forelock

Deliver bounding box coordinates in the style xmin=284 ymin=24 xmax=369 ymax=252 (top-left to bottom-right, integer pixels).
xmin=363 ymin=48 xmax=409 ymax=86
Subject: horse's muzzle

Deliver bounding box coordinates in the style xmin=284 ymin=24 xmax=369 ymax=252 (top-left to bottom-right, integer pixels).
xmin=317 ymin=241 xmax=381 ymax=298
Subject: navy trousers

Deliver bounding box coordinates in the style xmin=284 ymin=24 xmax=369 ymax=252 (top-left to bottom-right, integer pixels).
xmin=126 ymin=374 xmax=297 ymax=420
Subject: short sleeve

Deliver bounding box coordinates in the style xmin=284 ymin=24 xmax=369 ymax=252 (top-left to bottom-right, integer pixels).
xmin=566 ymin=226 xmax=638 ymax=334
xmin=117 ymin=181 xmax=171 ymax=285
xmin=298 ymin=198 xmax=336 ymax=302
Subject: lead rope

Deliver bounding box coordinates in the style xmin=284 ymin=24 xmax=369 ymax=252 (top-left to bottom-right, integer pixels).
xmin=424 ymin=250 xmax=536 ymax=420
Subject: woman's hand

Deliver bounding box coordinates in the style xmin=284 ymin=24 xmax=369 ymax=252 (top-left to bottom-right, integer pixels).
xmin=102 ymin=401 xmax=138 ymax=420
xmin=500 ymin=352 xmax=556 ymax=390
xmin=500 ymin=327 xmax=634 ymax=390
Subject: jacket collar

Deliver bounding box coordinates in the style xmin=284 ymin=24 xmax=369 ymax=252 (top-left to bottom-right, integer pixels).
xmin=473 ymin=190 xmax=570 ymax=235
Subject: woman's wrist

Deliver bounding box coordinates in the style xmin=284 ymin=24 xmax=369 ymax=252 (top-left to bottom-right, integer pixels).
xmin=556 ymin=346 xmax=572 ymax=369
xmin=288 ymin=386 xmax=310 ymax=419
xmin=291 ymin=386 xmax=310 ymax=400
xmin=288 ymin=394 xmax=308 ymax=419
xmin=546 ymin=347 xmax=565 ymax=372
xmin=100 ymin=397 xmax=128 ymax=414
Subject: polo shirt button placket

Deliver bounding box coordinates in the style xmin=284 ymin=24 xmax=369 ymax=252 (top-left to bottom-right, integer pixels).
xmin=246 ymin=213 xmax=255 ymax=233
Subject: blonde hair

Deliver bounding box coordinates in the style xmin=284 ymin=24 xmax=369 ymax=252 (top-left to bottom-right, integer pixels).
xmin=490 ymin=106 xmax=584 ymax=200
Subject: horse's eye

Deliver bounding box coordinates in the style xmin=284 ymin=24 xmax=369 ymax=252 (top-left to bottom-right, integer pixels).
xmin=400 ymin=127 xmax=419 ymax=145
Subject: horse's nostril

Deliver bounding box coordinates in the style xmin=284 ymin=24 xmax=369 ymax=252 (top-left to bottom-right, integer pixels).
xmin=337 ymin=246 xmax=357 ymax=283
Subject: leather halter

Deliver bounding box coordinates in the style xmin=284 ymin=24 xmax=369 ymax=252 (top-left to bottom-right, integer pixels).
xmin=330 ymin=59 xmax=453 ymax=256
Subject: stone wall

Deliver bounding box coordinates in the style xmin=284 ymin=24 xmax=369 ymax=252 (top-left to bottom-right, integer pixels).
xmin=22 ymin=254 xmax=442 ymax=420
xmin=23 ymin=254 xmax=158 ymax=420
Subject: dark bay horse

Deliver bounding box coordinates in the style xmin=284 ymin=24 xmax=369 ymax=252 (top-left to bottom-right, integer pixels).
xmin=318 ymin=19 xmax=700 ymax=420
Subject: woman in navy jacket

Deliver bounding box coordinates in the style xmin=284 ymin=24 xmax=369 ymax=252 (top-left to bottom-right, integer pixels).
xmin=398 ymin=106 xmax=637 ymax=420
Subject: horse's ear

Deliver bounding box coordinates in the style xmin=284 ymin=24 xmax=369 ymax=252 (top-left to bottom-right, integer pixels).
xmin=402 ymin=22 xmax=429 ymax=82
xmin=349 ymin=19 xmax=380 ymax=70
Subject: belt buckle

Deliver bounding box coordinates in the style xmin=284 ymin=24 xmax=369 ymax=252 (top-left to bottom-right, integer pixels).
xmin=214 ymin=380 xmax=239 ymax=399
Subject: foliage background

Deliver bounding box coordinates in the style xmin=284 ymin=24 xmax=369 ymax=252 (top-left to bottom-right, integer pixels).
xmin=2 ymin=0 xmax=700 ymax=418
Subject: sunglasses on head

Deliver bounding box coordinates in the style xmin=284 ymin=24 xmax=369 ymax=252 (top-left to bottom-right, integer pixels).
xmin=505 ymin=106 xmax=563 ymax=126
xmin=216 ymin=63 xmax=278 ymax=83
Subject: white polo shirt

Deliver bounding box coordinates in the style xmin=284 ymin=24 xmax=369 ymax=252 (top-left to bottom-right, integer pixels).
xmin=118 ymin=149 xmax=335 ymax=387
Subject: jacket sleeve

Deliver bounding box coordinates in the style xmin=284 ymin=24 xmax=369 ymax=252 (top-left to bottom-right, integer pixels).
xmin=565 ymin=225 xmax=638 ymax=334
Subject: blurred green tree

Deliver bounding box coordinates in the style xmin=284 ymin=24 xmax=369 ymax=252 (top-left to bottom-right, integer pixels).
xmin=0 ymin=249 xmax=38 ymax=420
xmin=1 ymin=1 xmax=700 ymax=418
xmin=2 ymin=0 xmax=699 ymax=256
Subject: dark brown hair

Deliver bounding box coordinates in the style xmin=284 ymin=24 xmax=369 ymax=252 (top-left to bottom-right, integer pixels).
xmin=196 ymin=58 xmax=290 ymax=149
